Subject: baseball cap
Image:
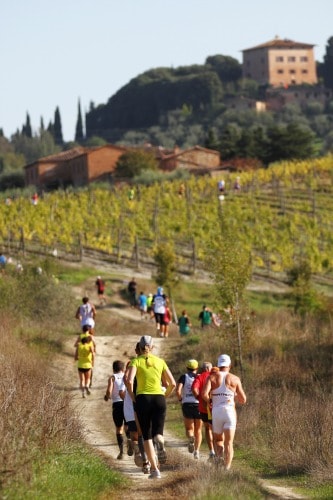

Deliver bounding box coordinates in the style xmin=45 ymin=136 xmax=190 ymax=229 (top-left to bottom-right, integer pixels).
xmin=217 ymin=354 xmax=231 ymax=367
xmin=186 ymin=359 xmax=198 ymax=370
xmin=139 ymin=335 xmax=153 ymax=348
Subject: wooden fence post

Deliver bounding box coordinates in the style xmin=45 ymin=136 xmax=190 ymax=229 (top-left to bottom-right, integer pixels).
xmin=134 ymin=235 xmax=140 ymax=269
xmin=191 ymin=237 xmax=197 ymax=274
xmin=19 ymin=227 xmax=25 ymax=255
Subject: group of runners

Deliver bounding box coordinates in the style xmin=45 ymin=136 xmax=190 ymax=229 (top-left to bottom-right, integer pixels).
xmin=73 ymin=279 xmax=247 ymax=478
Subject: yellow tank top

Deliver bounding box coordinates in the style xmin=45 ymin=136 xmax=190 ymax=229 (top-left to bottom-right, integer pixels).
xmin=77 ymin=342 xmax=93 ymax=369
xmin=130 ymin=354 xmax=167 ymax=395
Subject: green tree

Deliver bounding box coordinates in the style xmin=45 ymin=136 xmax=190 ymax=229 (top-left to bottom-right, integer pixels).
xmin=22 ymin=112 xmax=32 ymax=138
xmin=114 ymin=150 xmax=158 ymax=178
xmin=207 ymin=209 xmax=252 ymax=375
xmin=205 ymin=55 xmax=242 ymax=83
xmin=219 ymin=124 xmax=241 ymax=159
xmin=205 ymin=128 xmax=219 ymax=150
xmin=286 ymin=261 xmax=324 ymax=315
xmin=75 ymin=99 xmax=84 ymax=143
xmin=153 ymin=242 xmax=178 ymax=296
xmin=323 ymin=36 xmax=333 ymax=90
xmin=263 ymin=123 xmax=315 ymax=165
xmin=53 ymin=107 xmax=63 ymax=145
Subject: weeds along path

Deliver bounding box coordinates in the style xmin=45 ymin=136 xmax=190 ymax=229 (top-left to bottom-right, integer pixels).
xmin=54 ymin=265 xmax=305 ymax=499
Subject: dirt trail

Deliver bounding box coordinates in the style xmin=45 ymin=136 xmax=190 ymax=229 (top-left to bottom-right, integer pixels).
xmin=54 ymin=265 xmax=306 ymax=499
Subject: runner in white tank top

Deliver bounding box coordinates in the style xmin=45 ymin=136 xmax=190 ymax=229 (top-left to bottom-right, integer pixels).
xmin=202 ymin=354 xmax=246 ymax=470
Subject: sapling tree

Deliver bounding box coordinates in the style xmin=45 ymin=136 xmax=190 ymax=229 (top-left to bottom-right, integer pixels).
xmin=207 ymin=204 xmax=252 ymax=376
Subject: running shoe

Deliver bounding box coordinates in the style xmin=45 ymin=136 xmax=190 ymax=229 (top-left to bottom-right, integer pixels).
xmin=85 ymin=387 xmax=91 ymax=396
xmin=117 ymin=452 xmax=124 ymax=460
xmin=193 ymin=450 xmax=200 ymax=459
xmin=188 ymin=436 xmax=195 ymax=453
xmin=214 ymin=456 xmax=224 ymax=467
xmin=142 ymin=461 xmax=151 ymax=474
xmin=134 ymin=450 xmax=143 ymax=467
xmin=208 ymin=451 xmax=216 ymax=462
xmin=154 ymin=435 xmax=167 ymax=464
xmin=148 ymin=468 xmax=161 ymax=479
xmin=82 ymin=392 xmax=85 ymax=398
xmin=127 ymin=438 xmax=134 ymax=456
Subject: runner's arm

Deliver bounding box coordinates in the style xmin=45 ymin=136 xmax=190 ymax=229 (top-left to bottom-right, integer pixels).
xmin=124 ymin=365 xmax=137 ymax=402
xmin=162 ymin=367 xmax=176 ymax=397
xmin=201 ymin=376 xmax=212 ymax=403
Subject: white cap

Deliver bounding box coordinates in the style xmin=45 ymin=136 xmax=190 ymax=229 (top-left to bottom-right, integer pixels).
xmin=217 ymin=354 xmax=231 ymax=367
xmin=139 ymin=335 xmax=153 ymax=348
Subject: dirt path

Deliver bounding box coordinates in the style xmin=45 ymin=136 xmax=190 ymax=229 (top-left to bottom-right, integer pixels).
xmin=54 ymin=267 xmax=306 ymax=499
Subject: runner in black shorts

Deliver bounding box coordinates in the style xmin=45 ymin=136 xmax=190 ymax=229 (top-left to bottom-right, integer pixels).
xmin=176 ymin=360 xmax=202 ymax=459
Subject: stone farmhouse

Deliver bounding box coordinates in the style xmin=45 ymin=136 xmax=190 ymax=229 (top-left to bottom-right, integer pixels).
xmin=25 ymin=144 xmax=128 ymax=189
xmin=24 ymin=144 xmax=221 ymax=189
xmin=242 ymin=36 xmax=317 ymax=87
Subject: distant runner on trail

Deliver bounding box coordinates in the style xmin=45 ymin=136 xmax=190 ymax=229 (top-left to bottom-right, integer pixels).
xmin=74 ymin=334 xmax=94 ymax=398
xmin=202 ymin=354 xmax=246 ymax=470
xmin=152 ymin=287 xmax=167 ymax=336
xmin=75 ymin=297 xmax=96 ymax=332
xmin=178 ymin=310 xmax=191 ymax=336
xmin=198 ymin=305 xmax=212 ymax=329
xmin=95 ymin=276 xmax=107 ymax=306
xmin=127 ymin=278 xmax=137 ymax=307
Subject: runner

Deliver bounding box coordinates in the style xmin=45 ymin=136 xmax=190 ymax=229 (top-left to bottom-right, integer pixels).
xmin=176 ymin=359 xmax=202 ymax=459
xmin=152 ymin=287 xmax=166 ymax=336
xmin=74 ymin=334 xmax=94 ymax=398
xmin=138 ymin=291 xmax=148 ymax=320
xmin=104 ymin=360 xmax=128 ymax=460
xmin=191 ymin=361 xmax=216 ymax=461
xmin=162 ymin=298 xmax=172 ymax=338
xmin=178 ymin=310 xmax=191 ymax=336
xmin=75 ymin=297 xmax=96 ymax=333
xmin=95 ymin=276 xmax=107 ymax=306
xmin=124 ymin=335 xmax=176 ymax=479
xmin=198 ymin=305 xmax=213 ymax=329
xmin=121 ymin=345 xmax=150 ymax=474
xmin=202 ymin=354 xmax=246 ymax=470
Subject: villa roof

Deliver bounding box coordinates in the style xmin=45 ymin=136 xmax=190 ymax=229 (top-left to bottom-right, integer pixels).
xmin=242 ymin=37 xmax=315 ymax=52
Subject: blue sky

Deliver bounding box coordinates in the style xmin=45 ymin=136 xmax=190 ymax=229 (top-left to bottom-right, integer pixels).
xmin=1 ymin=0 xmax=332 ymax=141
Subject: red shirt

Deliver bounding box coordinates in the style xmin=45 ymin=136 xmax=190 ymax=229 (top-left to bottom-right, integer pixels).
xmin=191 ymin=371 xmax=211 ymax=413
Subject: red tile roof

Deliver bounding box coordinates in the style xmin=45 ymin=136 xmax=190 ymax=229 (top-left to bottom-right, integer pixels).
xmin=242 ymin=37 xmax=315 ymax=52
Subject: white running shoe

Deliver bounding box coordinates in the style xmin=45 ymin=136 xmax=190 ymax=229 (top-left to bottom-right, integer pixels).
xmin=148 ymin=468 xmax=161 ymax=479
xmin=193 ymin=450 xmax=200 ymax=459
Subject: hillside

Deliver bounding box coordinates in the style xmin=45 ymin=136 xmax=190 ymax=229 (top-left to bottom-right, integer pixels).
xmin=83 ymin=57 xmax=333 ymax=159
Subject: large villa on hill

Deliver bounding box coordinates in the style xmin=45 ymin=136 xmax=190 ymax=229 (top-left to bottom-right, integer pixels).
xmin=242 ymin=36 xmax=318 ymax=87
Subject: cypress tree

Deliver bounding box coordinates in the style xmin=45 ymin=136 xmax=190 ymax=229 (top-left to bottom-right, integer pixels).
xmin=75 ymin=99 xmax=84 ymax=143
xmin=40 ymin=116 xmax=45 ymax=133
xmin=323 ymin=37 xmax=333 ymax=90
xmin=53 ymin=106 xmax=63 ymax=145
xmin=22 ymin=112 xmax=32 ymax=138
